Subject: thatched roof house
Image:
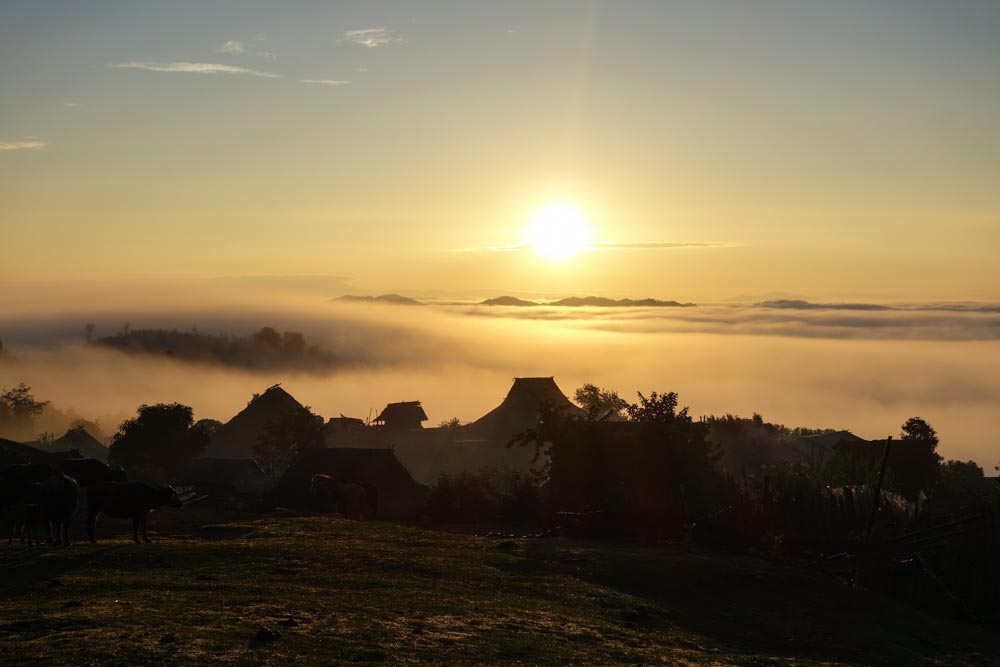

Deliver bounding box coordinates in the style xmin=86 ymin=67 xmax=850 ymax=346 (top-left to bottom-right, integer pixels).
xmin=325 ymin=415 xmax=367 ymax=434
xmin=203 ymin=384 xmax=307 ymax=458
xmin=790 ymin=431 xmax=868 ymax=460
xmin=35 ymin=427 xmax=109 ymax=462
xmin=464 ymin=377 xmax=583 ymax=443
xmin=178 ymin=458 xmax=274 ymax=497
xmin=0 ymin=438 xmax=81 ymax=466
xmin=374 ymin=401 xmax=428 ymax=430
xmin=270 ymin=447 xmax=427 ymax=519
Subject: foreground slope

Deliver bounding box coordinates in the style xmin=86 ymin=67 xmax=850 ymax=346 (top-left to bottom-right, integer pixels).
xmin=0 ymin=517 xmax=995 ymax=665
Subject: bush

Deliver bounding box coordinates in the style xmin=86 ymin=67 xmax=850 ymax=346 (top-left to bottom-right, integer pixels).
xmin=425 ymin=467 xmax=542 ymax=526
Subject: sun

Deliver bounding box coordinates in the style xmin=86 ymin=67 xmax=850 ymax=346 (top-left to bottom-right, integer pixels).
xmin=526 ymin=203 xmax=590 ymax=261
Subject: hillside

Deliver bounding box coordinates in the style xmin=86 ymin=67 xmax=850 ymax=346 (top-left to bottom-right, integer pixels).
xmin=0 ymin=515 xmax=994 ymax=665
xmin=480 ymin=296 xmax=696 ymax=308
xmin=334 ymin=294 xmax=424 ymax=306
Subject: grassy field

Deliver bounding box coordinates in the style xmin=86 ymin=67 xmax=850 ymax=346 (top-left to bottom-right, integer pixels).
xmin=0 ymin=513 xmax=996 ymax=666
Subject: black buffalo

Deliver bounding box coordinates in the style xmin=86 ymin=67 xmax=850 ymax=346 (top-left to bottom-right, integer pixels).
xmin=4 ymin=500 xmax=45 ymax=545
xmin=0 ymin=464 xmax=58 ymax=507
xmin=56 ymin=459 xmax=126 ymax=487
xmin=87 ymin=482 xmax=184 ymax=544
xmin=41 ymin=474 xmax=79 ymax=546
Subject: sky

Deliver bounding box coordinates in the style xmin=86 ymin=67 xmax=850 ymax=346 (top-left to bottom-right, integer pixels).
xmin=2 ymin=3 xmax=1000 ymax=469
xmin=2 ymin=1 xmax=999 ymax=300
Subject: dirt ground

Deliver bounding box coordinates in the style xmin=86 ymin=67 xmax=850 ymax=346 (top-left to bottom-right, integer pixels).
xmin=1 ymin=510 xmax=997 ymax=665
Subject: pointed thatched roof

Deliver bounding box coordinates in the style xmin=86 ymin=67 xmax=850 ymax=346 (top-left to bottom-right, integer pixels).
xmin=39 ymin=427 xmax=109 ymax=462
xmin=270 ymin=447 xmax=428 ymax=519
xmin=203 ymin=384 xmax=307 ymax=458
xmin=374 ymin=401 xmax=428 ymax=430
xmin=464 ymin=376 xmax=583 ymax=443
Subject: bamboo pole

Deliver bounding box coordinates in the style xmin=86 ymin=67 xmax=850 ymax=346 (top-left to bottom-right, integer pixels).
xmin=865 ymin=436 xmax=892 ymax=543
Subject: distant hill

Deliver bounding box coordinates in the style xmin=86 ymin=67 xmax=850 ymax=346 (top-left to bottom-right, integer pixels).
xmin=479 ymin=295 xmax=696 ymax=308
xmin=551 ymin=296 xmax=695 ymax=308
xmin=95 ymin=327 xmax=342 ymax=372
xmin=335 ymin=294 xmax=423 ymax=306
xmin=480 ymin=296 xmax=538 ymax=307
xmin=756 ymin=299 xmax=892 ymax=311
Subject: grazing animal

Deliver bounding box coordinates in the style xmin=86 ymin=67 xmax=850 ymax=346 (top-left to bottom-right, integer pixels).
xmin=4 ymin=501 xmax=44 ymax=545
xmin=0 ymin=464 xmax=59 ymax=508
xmin=56 ymin=459 xmax=126 ymax=487
xmin=87 ymin=482 xmax=184 ymax=544
xmin=310 ymin=474 xmax=377 ymax=520
xmin=42 ymin=474 xmax=79 ymax=546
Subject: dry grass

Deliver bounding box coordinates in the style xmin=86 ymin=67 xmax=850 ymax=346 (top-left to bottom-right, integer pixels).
xmin=0 ymin=515 xmax=995 ymax=665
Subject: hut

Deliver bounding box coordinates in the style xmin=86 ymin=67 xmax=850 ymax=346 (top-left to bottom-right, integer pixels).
xmin=464 ymin=377 xmax=584 ymax=444
xmin=0 ymin=438 xmax=81 ymax=466
xmin=270 ymin=447 xmax=428 ymax=520
xmin=325 ymin=415 xmax=367 ymax=434
xmin=790 ymin=430 xmax=869 ymax=460
xmin=36 ymin=426 xmax=109 ymax=462
xmin=374 ymin=401 xmax=428 ymax=430
xmin=203 ymin=384 xmax=308 ymax=458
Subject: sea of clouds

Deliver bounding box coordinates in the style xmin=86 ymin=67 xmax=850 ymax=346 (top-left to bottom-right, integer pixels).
xmin=1 ymin=284 xmax=998 ymax=469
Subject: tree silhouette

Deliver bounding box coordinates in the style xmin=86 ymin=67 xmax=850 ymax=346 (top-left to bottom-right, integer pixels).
xmin=109 ymin=403 xmax=209 ymax=480
xmin=889 ymin=416 xmax=943 ymax=504
xmin=901 ymin=417 xmax=938 ymax=445
xmin=253 ymin=327 xmax=282 ymax=349
xmin=574 ymin=384 xmax=627 ymax=421
xmin=0 ymin=383 xmax=50 ymax=439
xmin=254 ymin=405 xmax=325 ymax=477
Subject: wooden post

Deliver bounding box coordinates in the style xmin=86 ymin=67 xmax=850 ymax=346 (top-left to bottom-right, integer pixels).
xmin=865 ymin=436 xmax=892 ymax=544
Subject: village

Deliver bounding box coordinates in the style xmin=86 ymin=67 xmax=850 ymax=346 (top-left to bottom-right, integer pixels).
xmin=2 ymin=374 xmax=998 ymax=626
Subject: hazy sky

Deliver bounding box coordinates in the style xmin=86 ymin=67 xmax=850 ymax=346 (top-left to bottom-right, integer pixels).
xmin=2 ymin=1 xmax=999 ymax=300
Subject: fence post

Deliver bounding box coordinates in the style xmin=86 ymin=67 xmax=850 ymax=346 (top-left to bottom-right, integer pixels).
xmin=865 ymin=436 xmax=892 ymax=543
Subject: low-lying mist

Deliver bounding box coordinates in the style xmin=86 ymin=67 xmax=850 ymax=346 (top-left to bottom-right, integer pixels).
xmin=2 ymin=291 xmax=998 ymax=470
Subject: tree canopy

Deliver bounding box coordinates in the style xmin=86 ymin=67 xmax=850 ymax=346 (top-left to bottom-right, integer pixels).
xmin=573 ymin=384 xmax=628 ymax=421
xmin=0 ymin=383 xmax=49 ymax=440
xmin=254 ymin=404 xmax=325 ymax=477
xmin=108 ymin=403 xmax=209 ymax=480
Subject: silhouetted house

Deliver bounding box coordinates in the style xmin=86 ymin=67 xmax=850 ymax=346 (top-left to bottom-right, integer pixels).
xmin=464 ymin=377 xmax=584 ymax=443
xmin=270 ymin=447 xmax=428 ymax=519
xmin=325 ymin=415 xmax=367 ymax=434
xmin=789 ymin=431 xmax=869 ymax=461
xmin=177 ymin=458 xmax=274 ymax=499
xmin=374 ymin=401 xmax=428 ymax=431
xmin=0 ymin=438 xmax=82 ymax=466
xmin=203 ymin=384 xmax=308 ymax=458
xmin=35 ymin=427 xmax=109 ymax=462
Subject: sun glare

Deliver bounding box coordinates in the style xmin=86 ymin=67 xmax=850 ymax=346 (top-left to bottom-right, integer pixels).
xmin=526 ymin=203 xmax=590 ymax=261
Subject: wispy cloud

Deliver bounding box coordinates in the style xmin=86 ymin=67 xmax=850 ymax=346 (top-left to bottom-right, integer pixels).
xmin=302 ymin=79 xmax=350 ymax=86
xmin=0 ymin=138 xmax=48 ymax=151
xmin=453 ymin=241 xmax=729 ymax=253
xmin=452 ymin=243 xmax=529 ymax=254
xmin=109 ymin=61 xmax=280 ymax=78
xmin=216 ymin=40 xmax=246 ymax=54
xmin=260 ymin=51 xmax=277 ymax=60
xmin=63 ymin=102 xmax=82 ymax=108
xmin=590 ymin=241 xmax=730 ymax=250
xmin=341 ymin=28 xmax=396 ymax=48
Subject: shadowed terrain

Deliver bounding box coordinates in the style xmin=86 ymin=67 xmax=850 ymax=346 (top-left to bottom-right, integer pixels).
xmin=0 ymin=516 xmax=995 ymax=665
